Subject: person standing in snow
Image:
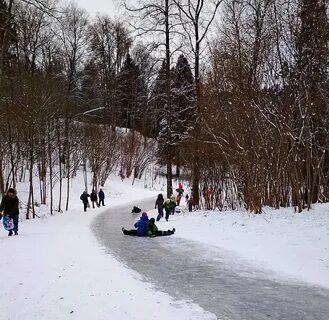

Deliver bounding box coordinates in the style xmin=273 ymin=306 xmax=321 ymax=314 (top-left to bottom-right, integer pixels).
xmin=164 ymin=197 xmax=176 ymax=222
xmin=176 ymin=182 xmax=184 ymax=197
xmin=98 ymin=188 xmax=105 ymax=206
xmin=155 ymin=193 xmax=164 ymax=221
xmin=90 ymin=189 xmax=98 ymax=208
xmin=80 ymin=191 xmax=90 ymax=212
xmin=188 ymin=196 xmax=194 ymax=212
xmin=0 ymin=188 xmax=20 ymax=236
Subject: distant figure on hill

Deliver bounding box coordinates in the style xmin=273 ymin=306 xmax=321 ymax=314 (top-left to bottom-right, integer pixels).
xmin=176 ymin=182 xmax=184 ymax=196
xmin=90 ymin=190 xmax=98 ymax=208
xmin=80 ymin=191 xmax=90 ymax=212
xmin=155 ymin=193 xmax=164 ymax=221
xmin=188 ymin=196 xmax=194 ymax=212
xmin=0 ymin=188 xmax=20 ymax=236
xmin=98 ymin=189 xmax=105 ymax=206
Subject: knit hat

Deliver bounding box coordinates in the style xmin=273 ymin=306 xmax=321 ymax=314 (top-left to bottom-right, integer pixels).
xmin=142 ymin=211 xmax=148 ymax=217
xmin=7 ymin=188 xmax=16 ymax=194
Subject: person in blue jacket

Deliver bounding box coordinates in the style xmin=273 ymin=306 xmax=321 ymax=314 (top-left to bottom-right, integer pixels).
xmin=122 ymin=212 xmax=149 ymax=236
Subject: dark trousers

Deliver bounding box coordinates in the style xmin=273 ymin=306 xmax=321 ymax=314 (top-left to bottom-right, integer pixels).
xmin=165 ymin=208 xmax=171 ymax=221
xmin=83 ymin=202 xmax=88 ymax=212
xmin=123 ymin=229 xmax=137 ymax=236
xmin=12 ymin=215 xmax=19 ymax=232
xmin=99 ymin=199 xmax=105 ymax=206
xmin=92 ymin=201 xmax=98 ymax=208
xmin=155 ymin=230 xmax=174 ymax=236
xmin=156 ymin=207 xmax=163 ymax=221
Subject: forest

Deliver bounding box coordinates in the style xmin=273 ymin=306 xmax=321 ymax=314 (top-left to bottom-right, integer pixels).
xmin=0 ymin=0 xmax=328 ymax=216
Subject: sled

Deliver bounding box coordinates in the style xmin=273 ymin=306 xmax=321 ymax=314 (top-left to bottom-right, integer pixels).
xmin=122 ymin=228 xmax=175 ymax=237
xmin=3 ymin=216 xmax=14 ymax=231
xmin=131 ymin=206 xmax=142 ymax=214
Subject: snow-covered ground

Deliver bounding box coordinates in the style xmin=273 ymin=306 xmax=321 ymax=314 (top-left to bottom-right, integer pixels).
xmin=2 ymin=170 xmax=329 ymax=319
xmin=0 ymin=176 xmax=216 ymax=320
xmin=153 ymin=202 xmax=329 ymax=289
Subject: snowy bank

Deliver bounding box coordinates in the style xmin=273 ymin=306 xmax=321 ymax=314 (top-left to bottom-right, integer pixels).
xmin=152 ymin=203 xmax=329 ymax=290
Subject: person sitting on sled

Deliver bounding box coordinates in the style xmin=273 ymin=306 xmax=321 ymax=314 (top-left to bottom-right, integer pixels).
xmin=147 ymin=218 xmax=175 ymax=237
xmin=122 ymin=211 xmax=149 ymax=236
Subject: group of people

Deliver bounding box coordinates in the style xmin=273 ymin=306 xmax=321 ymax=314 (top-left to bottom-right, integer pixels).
xmin=122 ymin=211 xmax=175 ymax=237
xmin=0 ymin=188 xmax=20 ymax=236
xmin=80 ymin=189 xmax=105 ymax=212
xmin=154 ymin=183 xmax=194 ymax=222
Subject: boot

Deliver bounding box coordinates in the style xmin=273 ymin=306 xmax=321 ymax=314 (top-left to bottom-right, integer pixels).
xmin=8 ymin=230 xmax=13 ymax=236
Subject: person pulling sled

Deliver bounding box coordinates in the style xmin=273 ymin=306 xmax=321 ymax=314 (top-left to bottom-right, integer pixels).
xmin=0 ymin=188 xmax=20 ymax=236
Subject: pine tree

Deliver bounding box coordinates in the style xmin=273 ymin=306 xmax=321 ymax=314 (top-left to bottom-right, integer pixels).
xmin=292 ymin=0 xmax=329 ymax=208
xmin=0 ymin=0 xmax=17 ymax=90
xmin=115 ymin=53 xmax=147 ymax=130
xmin=171 ymin=54 xmax=195 ymax=143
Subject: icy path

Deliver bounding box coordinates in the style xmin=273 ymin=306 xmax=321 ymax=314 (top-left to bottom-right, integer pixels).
xmin=93 ymin=198 xmax=329 ymax=320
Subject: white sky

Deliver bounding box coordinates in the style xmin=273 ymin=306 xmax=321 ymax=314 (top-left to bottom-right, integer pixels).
xmin=73 ymin=0 xmax=121 ymax=18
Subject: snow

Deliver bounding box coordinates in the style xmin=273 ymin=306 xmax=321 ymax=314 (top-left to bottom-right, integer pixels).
xmin=0 ymin=175 xmax=216 ymax=320
xmin=153 ymin=202 xmax=329 ymax=289
xmin=2 ymin=170 xmax=329 ymax=319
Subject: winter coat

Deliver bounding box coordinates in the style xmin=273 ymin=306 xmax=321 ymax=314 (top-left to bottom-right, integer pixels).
xmin=90 ymin=192 xmax=98 ymax=202
xmin=80 ymin=193 xmax=90 ymax=204
xmin=147 ymin=223 xmax=158 ymax=237
xmin=0 ymin=195 xmax=19 ymax=218
xmin=155 ymin=195 xmax=164 ymax=209
xmin=164 ymin=198 xmax=176 ymax=210
xmin=98 ymin=190 xmax=105 ymax=200
xmin=134 ymin=215 xmax=149 ymax=236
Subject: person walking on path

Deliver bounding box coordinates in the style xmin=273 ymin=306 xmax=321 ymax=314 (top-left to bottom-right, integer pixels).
xmin=98 ymin=189 xmax=105 ymax=206
xmin=164 ymin=197 xmax=176 ymax=222
xmin=0 ymin=188 xmax=20 ymax=236
xmin=90 ymin=190 xmax=98 ymax=208
xmin=80 ymin=191 xmax=90 ymax=212
xmin=155 ymin=193 xmax=164 ymax=221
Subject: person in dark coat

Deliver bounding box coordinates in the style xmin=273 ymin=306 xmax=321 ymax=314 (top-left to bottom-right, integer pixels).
xmin=147 ymin=218 xmax=175 ymax=237
xmin=188 ymin=196 xmax=194 ymax=212
xmin=98 ymin=189 xmax=105 ymax=206
xmin=90 ymin=190 xmax=98 ymax=208
xmin=122 ymin=212 xmax=149 ymax=236
xmin=155 ymin=193 xmax=164 ymax=221
xmin=0 ymin=188 xmax=20 ymax=236
xmin=80 ymin=191 xmax=90 ymax=212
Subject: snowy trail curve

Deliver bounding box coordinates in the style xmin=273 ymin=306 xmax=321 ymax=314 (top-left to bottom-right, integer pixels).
xmin=92 ymin=198 xmax=329 ymax=320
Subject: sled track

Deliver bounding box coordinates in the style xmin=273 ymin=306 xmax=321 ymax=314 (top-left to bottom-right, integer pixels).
xmin=92 ymin=198 xmax=329 ymax=320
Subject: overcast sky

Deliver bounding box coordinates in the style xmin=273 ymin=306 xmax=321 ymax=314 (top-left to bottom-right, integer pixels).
xmin=73 ymin=0 xmax=121 ymax=17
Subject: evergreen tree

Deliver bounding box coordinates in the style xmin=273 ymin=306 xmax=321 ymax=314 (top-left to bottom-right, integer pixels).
xmin=115 ymin=53 xmax=147 ymax=130
xmin=292 ymin=0 xmax=329 ymax=206
xmin=171 ymin=54 xmax=195 ymax=143
xmin=0 ymin=0 xmax=17 ymax=91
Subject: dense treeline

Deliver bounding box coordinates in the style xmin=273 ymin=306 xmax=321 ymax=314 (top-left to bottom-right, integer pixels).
xmin=0 ymin=0 xmax=328 ymax=216
xmin=199 ymin=0 xmax=329 ymax=212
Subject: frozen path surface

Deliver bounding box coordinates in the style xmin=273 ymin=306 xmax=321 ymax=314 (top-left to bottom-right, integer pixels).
xmin=92 ymin=198 xmax=329 ymax=320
